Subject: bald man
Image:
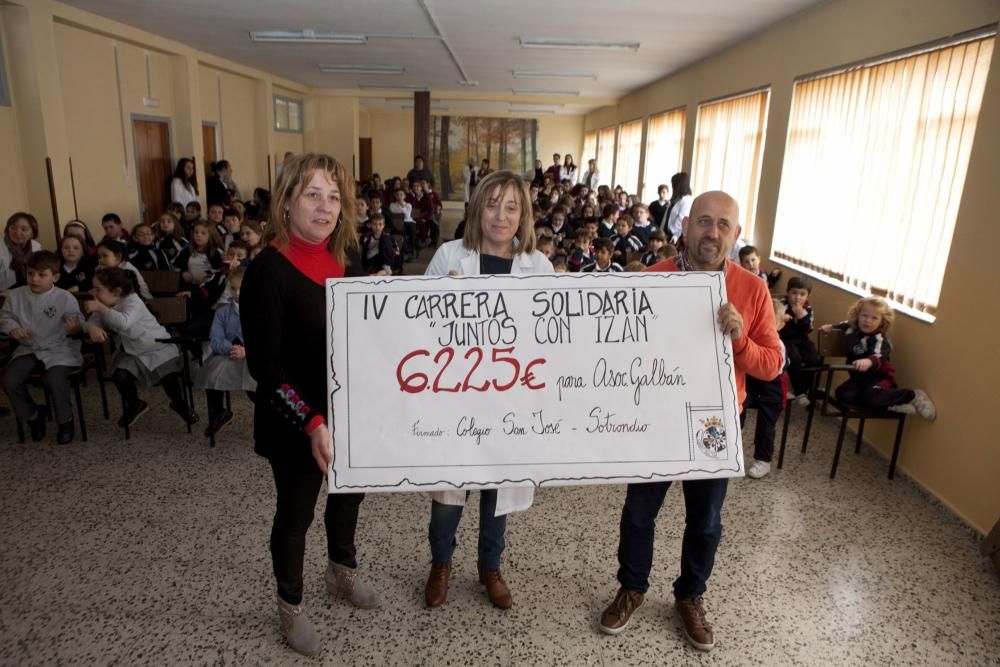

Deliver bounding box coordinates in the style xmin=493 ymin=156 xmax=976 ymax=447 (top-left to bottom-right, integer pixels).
xmin=599 ymin=191 xmax=784 ymax=651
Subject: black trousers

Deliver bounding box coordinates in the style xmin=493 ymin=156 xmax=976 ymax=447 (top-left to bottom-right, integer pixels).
xmin=206 ymin=389 xmax=255 ymax=418
xmin=785 ymin=338 xmax=820 ymax=396
xmin=742 ymin=376 xmax=784 ymax=463
xmin=269 ymin=459 xmax=365 ymax=605
xmin=835 ymin=376 xmax=914 ymax=408
xmin=111 ymin=368 xmax=185 ymax=412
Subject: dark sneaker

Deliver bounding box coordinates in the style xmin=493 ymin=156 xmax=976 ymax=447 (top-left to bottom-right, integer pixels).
xmin=56 ymin=420 xmax=74 ymax=445
xmin=170 ymin=401 xmax=199 ymax=425
xmin=599 ymin=588 xmax=644 ymax=635
xmin=119 ymin=400 xmax=149 ymax=429
xmin=28 ymin=412 xmax=47 ymax=442
xmin=675 ymin=596 xmax=715 ymax=651
xmin=204 ymin=410 xmax=233 ymax=437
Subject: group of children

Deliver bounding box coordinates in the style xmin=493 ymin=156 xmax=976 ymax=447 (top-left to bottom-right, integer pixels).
xmin=1 ymin=201 xmax=259 ymax=445
xmin=356 ymin=174 xmax=442 ymax=265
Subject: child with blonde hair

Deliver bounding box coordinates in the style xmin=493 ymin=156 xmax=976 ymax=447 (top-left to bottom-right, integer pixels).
xmin=820 ymin=297 xmax=935 ymax=419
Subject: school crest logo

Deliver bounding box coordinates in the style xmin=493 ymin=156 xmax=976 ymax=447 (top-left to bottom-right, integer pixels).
xmin=696 ymin=416 xmax=727 ymax=458
xmin=43 ymin=305 xmax=58 ymax=318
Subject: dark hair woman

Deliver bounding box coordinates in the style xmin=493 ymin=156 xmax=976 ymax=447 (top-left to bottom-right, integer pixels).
xmin=170 ymin=158 xmax=199 ymax=208
xmin=240 ymin=153 xmax=377 ymax=657
xmin=664 ymin=172 xmax=694 ymax=243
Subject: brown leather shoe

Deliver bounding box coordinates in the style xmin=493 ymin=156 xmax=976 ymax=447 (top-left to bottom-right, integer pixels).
xmin=424 ymin=561 xmax=451 ymax=607
xmin=477 ymin=564 xmax=512 ymax=609
xmin=599 ymin=588 xmax=644 ymax=635
xmin=675 ymin=596 xmax=715 ymax=651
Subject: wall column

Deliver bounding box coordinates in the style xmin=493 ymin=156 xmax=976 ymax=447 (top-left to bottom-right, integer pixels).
xmin=413 ymin=91 xmax=430 ymax=162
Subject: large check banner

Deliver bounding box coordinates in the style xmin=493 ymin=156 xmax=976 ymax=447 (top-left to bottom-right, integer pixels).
xmin=326 ymin=272 xmax=743 ymax=493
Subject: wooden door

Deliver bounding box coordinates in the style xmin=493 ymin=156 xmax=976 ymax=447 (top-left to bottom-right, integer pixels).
xmin=202 ymin=124 xmax=218 ymax=179
xmin=133 ymin=119 xmax=172 ymax=225
xmin=359 ymin=137 xmax=373 ymax=181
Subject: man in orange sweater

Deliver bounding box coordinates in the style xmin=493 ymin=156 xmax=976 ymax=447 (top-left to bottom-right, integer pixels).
xmin=599 ymin=191 xmax=783 ymax=651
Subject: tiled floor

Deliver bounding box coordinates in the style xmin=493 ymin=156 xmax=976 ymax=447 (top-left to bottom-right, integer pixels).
xmin=1 ymin=383 xmax=997 ymax=666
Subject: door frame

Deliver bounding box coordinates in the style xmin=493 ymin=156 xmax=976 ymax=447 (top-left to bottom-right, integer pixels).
xmin=130 ymin=113 xmax=174 ymax=224
xmin=201 ymin=121 xmax=220 ymax=169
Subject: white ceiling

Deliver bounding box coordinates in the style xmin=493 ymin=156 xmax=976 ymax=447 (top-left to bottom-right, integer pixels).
xmin=60 ymin=0 xmax=823 ymax=114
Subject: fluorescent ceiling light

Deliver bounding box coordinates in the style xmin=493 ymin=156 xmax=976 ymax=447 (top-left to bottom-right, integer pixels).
xmin=359 ymin=83 xmax=428 ymax=91
xmin=400 ymin=104 xmax=449 ymax=111
xmin=509 ymin=102 xmax=564 ymax=109
xmin=512 ymin=70 xmax=597 ymax=80
xmin=509 ymin=108 xmax=556 ymax=114
xmin=458 ymin=80 xmax=479 ymax=87
xmin=519 ymin=37 xmax=639 ymax=51
xmin=250 ymin=30 xmax=367 ymax=44
xmin=512 ymin=88 xmax=580 ymax=96
xmin=319 ymin=64 xmax=403 ymax=75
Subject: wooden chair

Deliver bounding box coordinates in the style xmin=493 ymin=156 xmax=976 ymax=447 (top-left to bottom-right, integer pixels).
xmin=389 ymin=212 xmax=407 ymax=259
xmin=140 ymin=271 xmax=182 ymax=297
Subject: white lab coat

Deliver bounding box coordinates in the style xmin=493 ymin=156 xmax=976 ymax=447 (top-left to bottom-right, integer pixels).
xmin=0 ymin=286 xmax=83 ymax=368
xmin=85 ymin=293 xmax=177 ymax=372
xmin=666 ymin=194 xmax=693 ymax=241
xmin=424 ymin=238 xmax=553 ymax=515
xmin=170 ymin=178 xmax=199 ymax=207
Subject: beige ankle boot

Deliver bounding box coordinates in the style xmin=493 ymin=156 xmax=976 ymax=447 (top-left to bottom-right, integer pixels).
xmin=277 ymin=595 xmax=321 ymax=656
xmin=325 ymin=560 xmax=381 ymax=609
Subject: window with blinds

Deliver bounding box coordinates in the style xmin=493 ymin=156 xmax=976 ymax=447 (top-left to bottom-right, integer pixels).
xmin=596 ymin=126 xmax=616 ymax=188
xmin=692 ymin=89 xmax=770 ymax=243
xmin=642 ymin=107 xmax=685 ymax=200
xmin=771 ymin=34 xmax=995 ymax=319
xmin=582 ymin=131 xmax=598 ymax=176
xmin=613 ymin=118 xmax=643 ymax=195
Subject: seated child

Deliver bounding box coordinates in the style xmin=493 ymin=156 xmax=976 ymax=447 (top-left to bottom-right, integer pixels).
xmin=656 ymin=243 xmax=678 ymax=262
xmin=536 ymin=237 xmax=556 ymax=262
xmin=623 ymin=260 xmax=646 ymax=272
xmin=567 ymin=229 xmax=593 ymax=273
xmin=819 ymin=296 xmax=935 ymax=419
xmin=154 ymin=213 xmax=188 ymax=269
xmin=780 ymin=276 xmax=821 ymax=406
xmin=100 ymin=213 xmax=130 ymax=244
xmin=195 ymin=267 xmax=256 ymax=437
xmin=0 ymin=251 xmax=83 ymax=443
xmin=548 ymin=206 xmax=572 ymax=247
xmin=176 ymin=221 xmax=224 ymax=288
xmin=128 ymin=223 xmax=171 ymax=272
xmin=356 ymin=197 xmax=370 ymax=234
xmin=97 ymin=239 xmax=152 ymax=301
xmin=219 ymin=208 xmax=243 ymax=250
xmin=641 ymin=229 xmax=668 ymax=266
xmin=206 ymin=203 xmax=226 ymax=240
xmin=742 ymin=298 xmax=791 ymax=479
xmin=183 ymin=201 xmax=202 ymax=235
xmin=583 ymin=238 xmax=623 ymax=273
xmin=598 ymin=204 xmax=619 ymax=239
xmin=629 ymin=203 xmax=654 ymax=245
xmin=738 ymin=245 xmax=782 ymax=289
xmin=63 ymin=220 xmax=98 ymax=256
xmin=179 ymin=240 xmax=246 ymax=338
xmin=419 ymin=179 xmax=443 ymax=247
xmin=360 ymin=213 xmax=399 ymax=275
xmin=239 ymin=220 xmax=263 ymax=256
xmin=610 ymin=215 xmax=644 ymax=265
xmin=551 ymin=255 xmax=568 ymax=273
xmin=82 ymin=267 xmax=198 ymax=426
xmin=57 ymin=234 xmax=96 ymax=294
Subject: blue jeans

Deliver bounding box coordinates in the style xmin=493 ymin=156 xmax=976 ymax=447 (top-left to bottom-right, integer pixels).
xmin=428 ymin=491 xmax=506 ymax=570
xmin=616 ymin=478 xmax=729 ymax=598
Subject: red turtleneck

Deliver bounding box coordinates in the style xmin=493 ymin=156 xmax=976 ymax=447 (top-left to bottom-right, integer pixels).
xmin=277 ymin=233 xmax=345 ymax=286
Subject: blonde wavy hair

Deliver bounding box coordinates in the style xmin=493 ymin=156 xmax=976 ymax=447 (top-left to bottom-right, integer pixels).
xmin=847 ymin=296 xmax=894 ymax=334
xmin=462 ymin=170 xmax=536 ymax=255
xmin=264 ymin=153 xmax=358 ymax=266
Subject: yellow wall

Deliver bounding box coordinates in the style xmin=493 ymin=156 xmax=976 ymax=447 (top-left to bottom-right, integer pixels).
xmin=0 ymin=13 xmax=29 ymax=217
xmin=365 ymin=109 xmax=415 ymax=181
xmin=536 ymin=115 xmax=584 ymax=174
xmin=198 ymin=65 xmax=267 ymax=198
xmin=584 ymin=0 xmax=1000 ymax=533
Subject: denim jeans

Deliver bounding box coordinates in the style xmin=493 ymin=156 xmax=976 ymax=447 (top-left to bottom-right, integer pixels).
xmin=616 ymin=478 xmax=729 ymax=598
xmin=428 ymin=491 xmax=506 ymax=570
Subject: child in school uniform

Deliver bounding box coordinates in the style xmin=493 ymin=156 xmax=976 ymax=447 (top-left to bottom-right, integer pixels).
xmin=610 ymin=215 xmax=644 ymax=266
xmin=567 ymin=228 xmax=594 ymax=273
xmin=640 ymin=229 xmax=668 ymax=267
xmin=583 ymin=238 xmax=623 ymax=273
xmin=179 ymin=240 xmax=246 ymax=338
xmin=820 ymin=296 xmax=936 ymax=419
xmin=196 ymin=267 xmax=255 ymax=437
xmin=738 ymin=245 xmax=782 ymax=290
xmin=240 ymin=220 xmax=264 ymax=256
xmin=389 ymin=188 xmax=417 ymax=259
xmin=780 ymin=276 xmax=822 ymax=406
xmin=219 ymin=208 xmax=243 ymax=250
xmin=56 ymin=234 xmax=96 ymax=294
xmin=82 ymin=267 xmax=198 ymax=427
xmin=154 ymin=213 xmax=188 ymax=269
xmin=360 ymin=213 xmax=399 ymax=275
xmin=0 ymin=251 xmax=83 ymax=444
xmin=96 ymin=239 xmax=153 ymax=301
xmin=100 ymin=213 xmax=131 ymax=245
xmin=128 ymin=223 xmax=171 ymax=272
xmin=175 ymin=221 xmax=224 ymax=288
xmin=742 ymin=298 xmax=791 ymax=479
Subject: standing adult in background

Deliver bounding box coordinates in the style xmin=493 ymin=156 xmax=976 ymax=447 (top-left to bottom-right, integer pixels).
xmin=422 ymin=170 xmax=553 ymax=611
xmin=406 ymin=155 xmax=434 ymax=189
xmin=170 ymin=158 xmax=199 ymax=208
xmin=598 ymin=190 xmax=783 ymax=652
xmin=664 ymin=172 xmax=693 ymax=244
xmin=1 ymin=213 xmax=42 ymax=291
xmin=241 ymin=153 xmax=380 ymax=658
xmin=545 ymin=153 xmax=562 ymax=185
xmin=462 ymin=157 xmax=479 ymax=202
xmin=648 ymin=183 xmax=670 ymax=229
xmin=582 ymin=158 xmax=601 ymax=191
xmin=479 ymin=158 xmax=493 ymax=180
xmin=560 ymin=154 xmax=579 ymax=185
xmin=207 ymin=160 xmax=240 ymax=207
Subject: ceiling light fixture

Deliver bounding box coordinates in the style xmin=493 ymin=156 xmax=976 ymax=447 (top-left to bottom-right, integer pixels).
xmin=458 ymin=80 xmax=479 ymax=87
xmin=518 ymin=37 xmax=639 ymax=51
xmin=512 ymin=70 xmax=597 ymax=80
xmin=359 ymin=83 xmax=428 ymax=91
xmin=509 ymin=102 xmax=565 ymax=109
xmin=250 ymin=30 xmax=368 ymax=44
xmin=512 ymin=88 xmax=580 ymax=96
xmin=508 ymin=108 xmax=556 ymax=114
xmin=319 ymin=64 xmax=404 ymax=75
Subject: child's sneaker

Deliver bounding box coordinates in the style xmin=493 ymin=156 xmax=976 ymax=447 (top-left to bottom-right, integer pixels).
xmin=910 ymin=389 xmax=936 ymax=421
xmin=747 ymin=459 xmax=771 ymax=479
xmin=794 ymin=394 xmax=810 ymax=408
xmin=204 ymin=410 xmax=233 ymax=437
xmin=888 ymin=402 xmax=916 ymax=415
xmin=170 ymin=401 xmax=199 ymax=425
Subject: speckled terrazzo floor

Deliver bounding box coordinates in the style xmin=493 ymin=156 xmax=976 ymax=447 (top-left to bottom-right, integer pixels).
xmin=1 ymin=384 xmax=998 ymax=666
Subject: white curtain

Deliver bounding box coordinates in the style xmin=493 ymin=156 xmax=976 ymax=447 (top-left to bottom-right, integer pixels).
xmin=582 ymin=131 xmax=598 ymax=182
xmin=613 ymin=119 xmax=643 ymax=195
xmin=643 ymin=108 xmax=686 ymax=200
xmin=692 ymin=90 xmax=770 ymax=242
xmin=596 ymin=126 xmax=616 ymax=188
xmin=771 ymin=36 xmax=994 ymax=317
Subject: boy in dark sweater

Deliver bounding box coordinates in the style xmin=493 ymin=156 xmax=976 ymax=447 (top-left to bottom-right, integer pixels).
xmin=780 ymin=276 xmax=821 ymax=406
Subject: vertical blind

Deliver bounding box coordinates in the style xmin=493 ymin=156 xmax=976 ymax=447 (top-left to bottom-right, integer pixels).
xmin=596 ymin=126 xmax=616 ymax=187
xmin=582 ymin=130 xmax=598 ymax=180
xmin=691 ymin=89 xmax=770 ymax=242
xmin=642 ymin=108 xmax=686 ymax=199
xmin=613 ymin=118 xmax=643 ymax=195
xmin=771 ymin=36 xmax=994 ymax=317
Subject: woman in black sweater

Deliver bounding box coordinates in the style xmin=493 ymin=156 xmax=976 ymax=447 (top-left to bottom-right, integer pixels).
xmin=241 ymin=153 xmax=379 ymax=657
